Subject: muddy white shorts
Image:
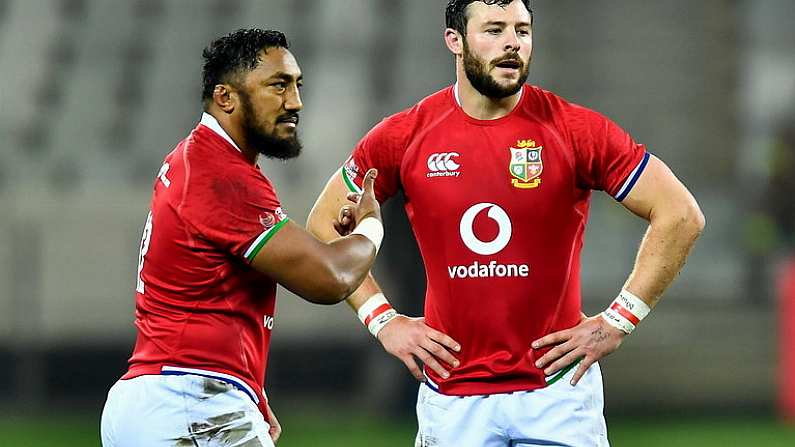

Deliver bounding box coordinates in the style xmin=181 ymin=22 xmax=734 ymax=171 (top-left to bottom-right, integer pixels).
xmin=100 ymin=374 xmax=274 ymax=447
xmin=415 ymin=363 xmax=609 ymax=447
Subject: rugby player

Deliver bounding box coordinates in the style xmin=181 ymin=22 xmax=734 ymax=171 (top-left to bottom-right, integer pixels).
xmin=307 ymin=1 xmax=705 ymax=445
xmin=101 ymin=29 xmax=383 ymax=447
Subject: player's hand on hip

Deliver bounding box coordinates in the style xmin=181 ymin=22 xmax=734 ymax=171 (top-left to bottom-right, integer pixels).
xmin=377 ymin=315 xmax=461 ymax=381
xmin=531 ymin=315 xmax=625 ymax=386
xmin=346 ymin=169 xmax=382 ymax=224
xmin=265 ymin=401 xmax=281 ymax=443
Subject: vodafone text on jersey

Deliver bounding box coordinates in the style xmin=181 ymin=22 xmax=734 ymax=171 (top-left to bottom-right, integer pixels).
xmin=448 ymin=203 xmax=530 ymax=279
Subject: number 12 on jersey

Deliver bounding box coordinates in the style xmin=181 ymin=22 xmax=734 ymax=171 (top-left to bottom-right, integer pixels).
xmin=136 ymin=211 xmax=153 ymax=294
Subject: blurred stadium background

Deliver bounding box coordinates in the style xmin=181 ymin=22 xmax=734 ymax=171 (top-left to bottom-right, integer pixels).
xmin=1 ymin=0 xmax=795 ymax=445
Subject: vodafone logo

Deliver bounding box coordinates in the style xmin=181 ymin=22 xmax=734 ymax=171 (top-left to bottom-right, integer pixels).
xmin=427 ymin=152 xmax=461 ymax=178
xmin=449 ymin=203 xmax=530 ymax=279
xmin=459 ymin=203 xmax=512 ymax=255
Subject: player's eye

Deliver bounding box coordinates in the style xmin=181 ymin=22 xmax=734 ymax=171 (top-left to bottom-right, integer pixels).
xmin=517 ymin=29 xmax=530 ymax=36
xmin=486 ymin=28 xmax=502 ymax=35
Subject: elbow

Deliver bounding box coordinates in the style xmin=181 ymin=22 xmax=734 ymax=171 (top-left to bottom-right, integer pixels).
xmin=307 ymin=264 xmax=360 ymax=305
xmin=683 ymin=201 xmax=706 ymax=240
xmin=651 ymin=201 xmax=706 ymax=244
xmin=659 ymin=201 xmax=705 ymax=242
xmin=691 ymin=206 xmax=706 ymax=239
xmin=324 ymin=270 xmax=360 ymax=304
xmin=337 ymin=273 xmax=362 ymax=302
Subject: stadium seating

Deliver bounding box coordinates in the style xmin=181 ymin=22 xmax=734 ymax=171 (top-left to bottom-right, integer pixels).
xmin=0 ymin=0 xmax=790 ymax=415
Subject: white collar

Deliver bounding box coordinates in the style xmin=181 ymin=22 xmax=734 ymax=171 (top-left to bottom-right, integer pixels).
xmin=453 ymin=81 xmax=523 ymax=108
xmin=200 ymin=112 xmax=242 ymax=153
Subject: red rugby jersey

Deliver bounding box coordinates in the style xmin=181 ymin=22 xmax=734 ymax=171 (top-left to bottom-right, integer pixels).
xmin=123 ymin=113 xmax=289 ymax=415
xmin=343 ymin=84 xmax=648 ymax=395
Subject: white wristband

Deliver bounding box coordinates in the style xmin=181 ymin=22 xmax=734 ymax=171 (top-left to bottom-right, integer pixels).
xmin=600 ymin=289 xmax=651 ymax=335
xmin=351 ymin=217 xmax=384 ymax=254
xmin=357 ymin=293 xmax=398 ymax=337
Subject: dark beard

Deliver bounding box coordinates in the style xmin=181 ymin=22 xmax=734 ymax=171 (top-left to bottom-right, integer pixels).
xmin=463 ymin=40 xmax=529 ymax=99
xmin=239 ymin=90 xmax=302 ymax=160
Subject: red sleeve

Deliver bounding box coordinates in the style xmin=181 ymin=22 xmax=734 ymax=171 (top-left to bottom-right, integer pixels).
xmin=563 ymin=101 xmax=649 ymax=201
xmin=341 ymin=114 xmax=409 ymax=203
xmin=180 ymin=162 xmax=289 ymax=263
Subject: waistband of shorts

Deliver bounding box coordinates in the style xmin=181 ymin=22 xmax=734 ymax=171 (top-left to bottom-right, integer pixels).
xmin=125 ymin=365 xmax=260 ymax=404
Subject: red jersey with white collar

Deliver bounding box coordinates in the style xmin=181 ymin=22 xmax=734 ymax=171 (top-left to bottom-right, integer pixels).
xmin=123 ymin=114 xmax=289 ymax=415
xmin=342 ymin=84 xmax=648 ymax=395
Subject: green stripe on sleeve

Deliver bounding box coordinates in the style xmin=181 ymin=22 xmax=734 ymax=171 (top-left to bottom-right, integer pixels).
xmin=244 ymin=218 xmax=290 ymax=263
xmin=341 ymin=166 xmax=363 ymax=194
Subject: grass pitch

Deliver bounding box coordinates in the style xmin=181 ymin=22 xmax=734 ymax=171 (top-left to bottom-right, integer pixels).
xmin=1 ymin=412 xmax=793 ymax=446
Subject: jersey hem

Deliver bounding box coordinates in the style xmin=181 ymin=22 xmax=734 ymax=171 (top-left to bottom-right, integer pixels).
xmin=545 ymin=357 xmax=582 ymax=385
xmin=426 ymin=378 xmax=550 ymax=396
xmin=160 ymin=365 xmax=260 ymax=403
xmin=122 ymin=364 xmax=263 ymax=403
xmin=423 ymin=370 xmax=554 ymax=396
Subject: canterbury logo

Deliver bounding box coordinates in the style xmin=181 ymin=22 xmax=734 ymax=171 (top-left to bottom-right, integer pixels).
xmin=459 ymin=203 xmax=512 ymax=255
xmin=427 ymin=152 xmax=461 ymax=178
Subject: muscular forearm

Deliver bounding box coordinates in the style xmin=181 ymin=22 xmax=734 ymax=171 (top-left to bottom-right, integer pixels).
xmin=307 ymin=197 xmax=385 ymax=311
xmin=261 ymin=234 xmax=376 ymax=305
xmin=319 ymin=236 xmax=377 ymax=301
xmin=533 ymin=205 xmax=704 ymax=385
xmin=623 ymin=204 xmax=705 ymax=307
xmin=301 ymin=237 xmax=383 ymax=309
xmin=307 ymin=172 xmax=460 ymax=380
xmin=534 ymin=158 xmax=705 ymax=385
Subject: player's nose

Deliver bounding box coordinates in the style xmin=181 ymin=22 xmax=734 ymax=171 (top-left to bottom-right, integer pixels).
xmin=284 ymin=86 xmax=303 ymax=112
xmin=503 ymin=29 xmax=520 ymax=52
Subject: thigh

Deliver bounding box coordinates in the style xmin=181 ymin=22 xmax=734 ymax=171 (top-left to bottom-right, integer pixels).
xmin=415 ymin=383 xmax=507 ymax=447
xmin=507 ymin=363 xmax=609 ymax=447
xmin=101 ymin=375 xmax=274 ymax=447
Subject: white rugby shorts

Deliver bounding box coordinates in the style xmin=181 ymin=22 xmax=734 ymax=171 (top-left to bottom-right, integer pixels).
xmin=415 ymin=362 xmax=609 ymax=447
xmin=101 ymin=373 xmax=274 ymax=447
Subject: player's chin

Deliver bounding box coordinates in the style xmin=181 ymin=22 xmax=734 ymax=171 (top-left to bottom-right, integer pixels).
xmin=493 ymin=73 xmax=522 ymax=85
xmin=498 ymin=80 xmax=521 ymax=91
xmin=491 ymin=80 xmax=522 ymax=96
xmin=274 ymin=127 xmax=299 ymax=142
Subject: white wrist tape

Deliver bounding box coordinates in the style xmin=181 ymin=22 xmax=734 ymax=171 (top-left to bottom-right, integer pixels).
xmin=357 ymin=293 xmax=398 ymax=337
xmin=351 ymin=217 xmax=384 ymax=254
xmin=600 ymin=289 xmax=651 ymax=335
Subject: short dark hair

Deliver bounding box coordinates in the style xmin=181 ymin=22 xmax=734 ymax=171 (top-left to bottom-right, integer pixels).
xmin=445 ymin=0 xmax=533 ymax=35
xmin=201 ymin=28 xmax=289 ymax=104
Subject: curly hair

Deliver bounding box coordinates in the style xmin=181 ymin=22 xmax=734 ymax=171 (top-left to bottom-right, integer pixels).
xmin=201 ymin=28 xmax=289 ymax=104
xmin=445 ymin=0 xmax=533 ymax=35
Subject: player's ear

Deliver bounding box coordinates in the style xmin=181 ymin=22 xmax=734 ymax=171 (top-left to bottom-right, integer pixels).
xmin=444 ymin=28 xmax=464 ymax=56
xmin=213 ymin=84 xmax=236 ymax=114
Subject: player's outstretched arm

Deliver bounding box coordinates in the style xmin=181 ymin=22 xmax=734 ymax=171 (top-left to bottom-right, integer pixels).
xmin=250 ymin=169 xmax=382 ymax=305
xmin=533 ymin=155 xmax=705 ymax=385
xmin=307 ymin=170 xmax=461 ymax=381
